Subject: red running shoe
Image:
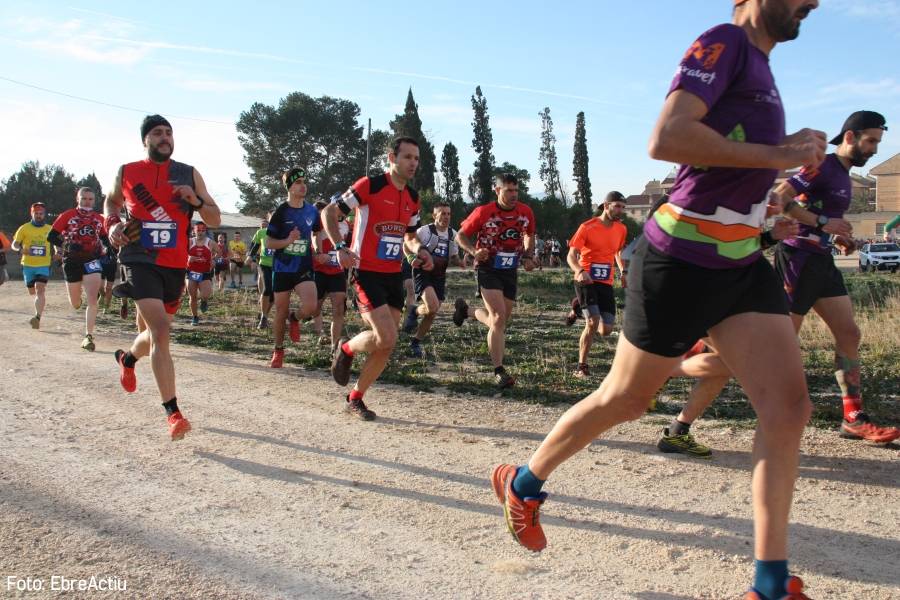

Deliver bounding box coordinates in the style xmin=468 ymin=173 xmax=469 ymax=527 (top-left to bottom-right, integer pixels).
xmin=270 ymin=348 xmax=285 ymax=369
xmin=840 ymin=413 xmax=900 ymax=443
xmin=114 ymin=349 xmax=136 ymax=393
xmin=490 ymin=464 xmax=547 ymax=552
xmin=167 ymin=411 xmax=192 ymax=441
xmin=744 ymin=575 xmax=811 ymax=599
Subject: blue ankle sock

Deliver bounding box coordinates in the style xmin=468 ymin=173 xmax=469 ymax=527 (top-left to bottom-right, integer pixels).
xmin=753 ymin=559 xmax=788 ymax=600
xmin=511 ymin=465 xmax=545 ymax=498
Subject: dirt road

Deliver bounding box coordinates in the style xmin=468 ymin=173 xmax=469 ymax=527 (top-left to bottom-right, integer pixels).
xmin=1 ymin=286 xmax=897 ymax=599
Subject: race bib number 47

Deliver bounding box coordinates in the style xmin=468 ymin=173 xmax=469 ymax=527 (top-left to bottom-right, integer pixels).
xmin=141 ymin=222 xmax=178 ymax=250
xmin=377 ymin=236 xmax=403 ymax=261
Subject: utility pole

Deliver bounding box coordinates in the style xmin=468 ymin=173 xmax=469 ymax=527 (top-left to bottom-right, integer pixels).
xmin=364 ymin=118 xmax=372 ymax=177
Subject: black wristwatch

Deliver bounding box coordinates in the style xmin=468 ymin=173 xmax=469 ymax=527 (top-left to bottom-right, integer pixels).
xmin=334 ymin=241 xmax=347 ymax=251
xmin=816 ymin=214 xmax=828 ymax=228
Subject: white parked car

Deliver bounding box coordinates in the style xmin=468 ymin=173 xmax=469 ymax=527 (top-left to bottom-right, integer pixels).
xmin=858 ymin=242 xmax=900 ymax=272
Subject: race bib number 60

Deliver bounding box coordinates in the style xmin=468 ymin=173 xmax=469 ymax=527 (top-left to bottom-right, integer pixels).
xmin=377 ymin=236 xmax=403 ymax=261
xmin=141 ymin=222 xmax=178 ymax=250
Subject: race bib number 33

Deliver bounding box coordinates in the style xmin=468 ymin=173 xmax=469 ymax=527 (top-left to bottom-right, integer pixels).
xmin=141 ymin=222 xmax=178 ymax=250
xmin=377 ymin=236 xmax=403 ymax=261
xmin=590 ymin=263 xmax=611 ymax=281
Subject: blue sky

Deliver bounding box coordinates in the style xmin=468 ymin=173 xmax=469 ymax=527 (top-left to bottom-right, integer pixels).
xmin=1 ymin=1 xmax=898 ymax=213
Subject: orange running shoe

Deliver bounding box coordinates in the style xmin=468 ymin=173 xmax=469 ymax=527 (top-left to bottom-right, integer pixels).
xmin=114 ymin=349 xmax=136 ymax=393
xmin=744 ymin=575 xmax=811 ymax=599
xmin=167 ymin=411 xmax=192 ymax=441
xmin=289 ymin=313 xmax=300 ymax=343
xmin=683 ymin=339 xmax=707 ymax=359
xmin=490 ymin=464 xmax=547 ymax=552
xmin=270 ymin=348 xmax=285 ymax=368
xmin=840 ymin=413 xmax=900 ymax=443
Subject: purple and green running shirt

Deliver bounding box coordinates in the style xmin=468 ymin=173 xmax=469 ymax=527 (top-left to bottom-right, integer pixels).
xmin=644 ymin=23 xmax=786 ymax=269
xmin=782 ymin=154 xmax=851 ymax=254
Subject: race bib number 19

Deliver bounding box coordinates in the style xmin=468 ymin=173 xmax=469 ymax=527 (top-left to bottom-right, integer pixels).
xmin=590 ymin=263 xmax=611 ymax=281
xmin=377 ymin=236 xmax=403 ymax=261
xmin=493 ymin=252 xmax=519 ymax=270
xmin=141 ymin=222 xmax=178 ymax=250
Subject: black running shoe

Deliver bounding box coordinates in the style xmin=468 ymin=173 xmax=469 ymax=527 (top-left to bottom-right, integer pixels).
xmin=200 ymin=299 xmax=208 ymax=313
xmin=331 ymin=337 xmax=353 ymax=386
xmin=453 ymin=298 xmax=469 ymax=327
xmin=494 ymin=369 xmax=516 ymax=389
xmin=345 ymin=396 xmax=376 ymax=421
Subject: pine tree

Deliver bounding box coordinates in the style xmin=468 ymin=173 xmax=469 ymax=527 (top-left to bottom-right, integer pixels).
xmin=470 ymin=86 xmax=495 ymax=203
xmin=538 ymin=107 xmax=567 ymax=204
xmin=440 ymin=142 xmax=463 ymax=203
xmin=389 ymin=88 xmax=436 ymax=191
xmin=572 ymin=111 xmax=592 ymax=210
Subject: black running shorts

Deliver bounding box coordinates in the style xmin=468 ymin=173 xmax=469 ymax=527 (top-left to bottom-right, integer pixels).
xmin=259 ymin=265 xmax=274 ymax=300
xmin=773 ymin=243 xmax=847 ymax=316
xmin=623 ymin=237 xmax=789 ymax=357
xmin=273 ymin=269 xmax=314 ymax=294
xmin=575 ymin=281 xmax=616 ymax=325
xmin=413 ymin=269 xmax=446 ymax=302
xmin=352 ymin=269 xmax=404 ymax=313
xmin=122 ymin=262 xmax=185 ymax=315
xmin=476 ymin=267 xmax=518 ymax=301
xmin=315 ymin=270 xmax=347 ymax=300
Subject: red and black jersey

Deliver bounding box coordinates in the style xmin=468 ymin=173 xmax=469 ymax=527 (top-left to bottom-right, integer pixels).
xmin=187 ymin=238 xmax=213 ymax=273
xmin=51 ymin=208 xmax=105 ymax=263
xmin=460 ymin=201 xmax=536 ymax=269
xmin=118 ymin=158 xmax=195 ymax=269
xmin=338 ymin=172 xmax=420 ymax=273
xmin=314 ymin=218 xmax=350 ymax=275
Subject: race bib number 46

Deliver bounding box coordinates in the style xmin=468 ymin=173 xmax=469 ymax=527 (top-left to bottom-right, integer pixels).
xmin=141 ymin=222 xmax=178 ymax=250
xmin=377 ymin=236 xmax=403 ymax=261
xmin=29 ymin=245 xmax=46 ymax=257
xmin=590 ymin=263 xmax=611 ymax=281
xmin=493 ymin=252 xmax=519 ymax=270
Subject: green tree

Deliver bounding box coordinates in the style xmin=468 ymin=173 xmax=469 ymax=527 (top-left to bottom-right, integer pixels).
xmin=572 ymin=111 xmax=592 ymax=210
xmin=440 ymin=142 xmax=462 ymax=203
xmin=470 ymin=86 xmax=495 ymax=203
xmin=538 ymin=107 xmax=567 ymax=205
xmin=235 ymin=92 xmax=380 ymax=215
xmin=389 ymin=88 xmax=436 ymax=191
xmin=0 ymin=161 xmax=79 ymax=231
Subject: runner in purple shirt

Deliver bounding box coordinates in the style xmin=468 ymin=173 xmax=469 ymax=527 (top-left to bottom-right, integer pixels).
xmin=489 ymin=2 xmax=825 ymax=599
xmin=770 ymin=110 xmax=897 ymax=445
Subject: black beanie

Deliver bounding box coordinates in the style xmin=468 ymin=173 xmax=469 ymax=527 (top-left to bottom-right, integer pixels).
xmin=141 ymin=114 xmax=172 ymax=140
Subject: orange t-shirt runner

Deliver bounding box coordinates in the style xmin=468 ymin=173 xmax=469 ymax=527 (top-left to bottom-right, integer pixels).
xmin=568 ymin=218 xmax=627 ymax=285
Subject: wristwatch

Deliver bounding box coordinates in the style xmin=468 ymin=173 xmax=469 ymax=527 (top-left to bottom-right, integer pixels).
xmin=816 ymin=214 xmax=828 ymax=227
xmin=334 ymin=241 xmax=347 ymax=251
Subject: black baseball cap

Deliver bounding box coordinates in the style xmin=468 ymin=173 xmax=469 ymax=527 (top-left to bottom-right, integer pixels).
xmin=830 ymin=110 xmax=888 ymax=145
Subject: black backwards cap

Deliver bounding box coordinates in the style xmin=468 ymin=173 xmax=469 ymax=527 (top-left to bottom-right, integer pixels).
xmin=141 ymin=114 xmax=172 ymax=140
xmin=830 ymin=110 xmax=887 ymax=145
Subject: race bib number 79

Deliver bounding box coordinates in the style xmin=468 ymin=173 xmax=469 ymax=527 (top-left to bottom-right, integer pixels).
xmin=377 ymin=236 xmax=403 ymax=261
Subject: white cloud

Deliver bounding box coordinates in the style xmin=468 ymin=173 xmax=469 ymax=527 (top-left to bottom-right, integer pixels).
xmin=6 ymin=15 xmax=151 ymax=66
